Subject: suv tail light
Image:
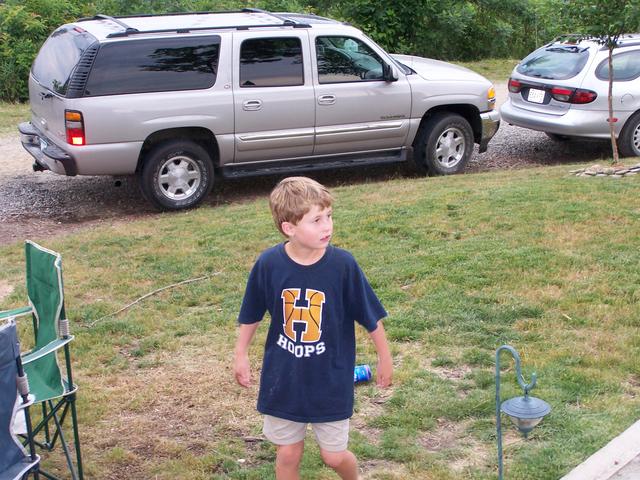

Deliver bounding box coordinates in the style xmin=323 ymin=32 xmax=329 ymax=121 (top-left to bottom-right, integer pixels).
xmin=65 ymin=110 xmax=85 ymax=145
xmin=508 ymin=78 xmax=522 ymax=93
xmin=550 ymin=87 xmax=597 ymax=104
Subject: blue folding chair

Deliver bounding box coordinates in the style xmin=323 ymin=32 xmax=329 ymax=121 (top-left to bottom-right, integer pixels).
xmin=0 ymin=319 xmax=39 ymax=480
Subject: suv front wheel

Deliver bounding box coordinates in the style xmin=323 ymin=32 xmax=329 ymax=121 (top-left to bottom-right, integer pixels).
xmin=140 ymin=140 xmax=214 ymax=211
xmin=414 ymin=112 xmax=474 ymax=175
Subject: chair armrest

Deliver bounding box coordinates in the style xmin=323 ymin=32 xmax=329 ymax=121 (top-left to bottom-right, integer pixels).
xmin=0 ymin=306 xmax=32 ymax=320
xmin=22 ymin=336 xmax=74 ymax=364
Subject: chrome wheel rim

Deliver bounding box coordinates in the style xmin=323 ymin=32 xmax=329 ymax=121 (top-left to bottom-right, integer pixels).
xmin=157 ymin=155 xmax=201 ymax=200
xmin=434 ymin=127 xmax=466 ymax=168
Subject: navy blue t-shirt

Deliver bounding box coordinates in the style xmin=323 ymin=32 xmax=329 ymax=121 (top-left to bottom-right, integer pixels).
xmin=238 ymin=243 xmax=386 ymax=422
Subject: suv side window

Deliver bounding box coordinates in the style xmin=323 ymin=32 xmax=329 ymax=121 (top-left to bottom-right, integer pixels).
xmin=240 ymin=37 xmax=304 ymax=87
xmin=316 ymin=36 xmax=384 ymax=84
xmin=595 ymin=50 xmax=640 ymax=81
xmin=84 ymin=36 xmax=220 ymax=96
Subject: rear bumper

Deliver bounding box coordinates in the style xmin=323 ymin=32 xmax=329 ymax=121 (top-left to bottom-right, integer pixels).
xmin=479 ymin=110 xmax=501 ymax=153
xmin=500 ymin=99 xmax=624 ymax=139
xmin=19 ymin=122 xmax=143 ymax=175
xmin=18 ymin=122 xmax=77 ymax=175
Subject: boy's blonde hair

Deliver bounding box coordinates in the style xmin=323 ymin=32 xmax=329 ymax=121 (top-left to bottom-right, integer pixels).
xmin=269 ymin=177 xmax=333 ymax=236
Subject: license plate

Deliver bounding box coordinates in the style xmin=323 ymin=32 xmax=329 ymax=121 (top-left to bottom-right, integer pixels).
xmin=527 ymin=88 xmax=546 ymax=104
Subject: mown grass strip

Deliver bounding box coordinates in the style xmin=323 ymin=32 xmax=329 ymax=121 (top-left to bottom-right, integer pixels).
xmin=0 ymin=102 xmax=29 ymax=135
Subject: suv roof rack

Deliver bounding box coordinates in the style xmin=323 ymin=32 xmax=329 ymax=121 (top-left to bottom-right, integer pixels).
xmin=78 ymin=9 xmax=312 ymax=38
xmin=90 ymin=14 xmax=140 ymax=35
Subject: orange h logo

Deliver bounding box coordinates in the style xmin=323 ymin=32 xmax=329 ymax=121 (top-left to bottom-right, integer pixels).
xmin=282 ymin=289 xmax=325 ymax=343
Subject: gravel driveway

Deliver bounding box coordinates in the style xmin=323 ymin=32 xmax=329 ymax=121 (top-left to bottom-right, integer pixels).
xmin=0 ymin=83 xmax=614 ymax=245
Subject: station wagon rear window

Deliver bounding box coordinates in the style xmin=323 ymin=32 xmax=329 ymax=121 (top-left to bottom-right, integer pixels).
xmin=516 ymin=45 xmax=590 ymax=80
xmin=83 ymin=36 xmax=220 ymax=96
xmin=32 ymin=26 xmax=97 ymax=96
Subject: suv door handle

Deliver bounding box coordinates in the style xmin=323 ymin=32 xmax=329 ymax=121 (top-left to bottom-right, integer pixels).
xmin=318 ymin=94 xmax=336 ymax=105
xmin=243 ymin=100 xmax=262 ymax=111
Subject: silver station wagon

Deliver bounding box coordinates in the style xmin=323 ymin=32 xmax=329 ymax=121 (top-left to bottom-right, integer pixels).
xmin=501 ymin=34 xmax=640 ymax=156
xmin=20 ymin=9 xmax=499 ymax=210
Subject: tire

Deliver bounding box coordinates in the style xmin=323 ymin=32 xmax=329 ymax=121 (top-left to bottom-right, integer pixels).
xmin=618 ymin=111 xmax=640 ymax=157
xmin=545 ymin=132 xmax=572 ymax=142
xmin=414 ymin=112 xmax=474 ymax=175
xmin=140 ymin=140 xmax=214 ymax=211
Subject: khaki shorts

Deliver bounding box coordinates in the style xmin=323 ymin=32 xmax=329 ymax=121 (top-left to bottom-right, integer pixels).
xmin=263 ymin=415 xmax=350 ymax=452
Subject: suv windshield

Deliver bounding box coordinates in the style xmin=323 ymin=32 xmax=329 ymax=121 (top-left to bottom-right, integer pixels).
xmin=516 ymin=44 xmax=590 ymax=80
xmin=32 ymin=25 xmax=96 ymax=96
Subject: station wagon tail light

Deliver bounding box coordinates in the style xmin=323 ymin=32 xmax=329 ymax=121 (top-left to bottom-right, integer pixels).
xmin=65 ymin=110 xmax=85 ymax=146
xmin=551 ymin=87 xmax=597 ymax=104
xmin=508 ymin=78 xmax=522 ymax=93
xmin=572 ymin=89 xmax=598 ymax=104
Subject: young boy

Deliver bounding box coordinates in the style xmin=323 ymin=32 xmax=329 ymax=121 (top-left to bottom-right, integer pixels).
xmin=234 ymin=176 xmax=392 ymax=480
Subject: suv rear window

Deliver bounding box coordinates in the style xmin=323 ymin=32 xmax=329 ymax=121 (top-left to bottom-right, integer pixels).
xmin=32 ymin=25 xmax=97 ymax=96
xmin=516 ymin=45 xmax=590 ymax=80
xmin=84 ymin=36 xmax=220 ymax=96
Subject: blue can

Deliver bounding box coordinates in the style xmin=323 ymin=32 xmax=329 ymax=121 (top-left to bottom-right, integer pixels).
xmin=354 ymin=364 xmax=372 ymax=383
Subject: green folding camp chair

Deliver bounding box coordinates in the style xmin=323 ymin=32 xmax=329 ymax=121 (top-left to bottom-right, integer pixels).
xmin=0 ymin=241 xmax=83 ymax=480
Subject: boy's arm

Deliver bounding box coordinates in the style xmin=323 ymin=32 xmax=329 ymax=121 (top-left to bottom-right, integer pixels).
xmin=369 ymin=320 xmax=393 ymax=387
xmin=234 ymin=322 xmax=260 ymax=387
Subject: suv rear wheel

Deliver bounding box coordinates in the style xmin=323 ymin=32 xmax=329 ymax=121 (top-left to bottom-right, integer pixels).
xmin=618 ymin=111 xmax=640 ymax=157
xmin=414 ymin=113 xmax=474 ymax=175
xmin=140 ymin=140 xmax=214 ymax=211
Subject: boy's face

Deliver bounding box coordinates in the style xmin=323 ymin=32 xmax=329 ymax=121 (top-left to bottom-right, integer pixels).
xmin=282 ymin=205 xmax=333 ymax=251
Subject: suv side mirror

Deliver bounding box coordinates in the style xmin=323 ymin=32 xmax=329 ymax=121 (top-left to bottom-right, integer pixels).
xmin=383 ymin=63 xmax=399 ymax=82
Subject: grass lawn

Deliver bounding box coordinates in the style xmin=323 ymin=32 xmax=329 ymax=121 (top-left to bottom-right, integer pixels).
xmin=0 ymin=102 xmax=29 ymax=135
xmin=454 ymin=58 xmax=519 ymax=84
xmin=1 ymin=164 xmax=639 ymax=479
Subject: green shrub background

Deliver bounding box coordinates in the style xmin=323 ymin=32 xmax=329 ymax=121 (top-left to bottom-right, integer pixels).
xmin=0 ymin=0 xmax=578 ymax=102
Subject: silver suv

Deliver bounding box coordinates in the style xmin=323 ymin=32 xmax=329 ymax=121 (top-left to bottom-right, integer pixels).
xmin=500 ymin=34 xmax=640 ymax=155
xmin=20 ymin=10 xmax=500 ymax=210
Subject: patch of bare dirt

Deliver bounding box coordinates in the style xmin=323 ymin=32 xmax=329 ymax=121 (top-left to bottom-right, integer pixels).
xmin=81 ymin=341 xmax=263 ymax=477
xmin=0 ymin=280 xmax=14 ymax=302
xmin=418 ymin=418 xmax=509 ymax=474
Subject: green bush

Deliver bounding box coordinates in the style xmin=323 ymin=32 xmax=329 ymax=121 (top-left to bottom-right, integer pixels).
xmin=329 ymin=0 xmax=579 ymax=61
xmin=0 ymin=0 xmax=608 ymax=101
xmin=0 ymin=0 xmax=81 ymax=101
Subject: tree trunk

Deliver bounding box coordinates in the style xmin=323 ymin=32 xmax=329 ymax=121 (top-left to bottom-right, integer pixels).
xmin=608 ymin=47 xmax=619 ymax=164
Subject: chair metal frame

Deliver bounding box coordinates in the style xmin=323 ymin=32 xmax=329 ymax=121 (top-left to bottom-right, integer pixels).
xmin=0 ymin=241 xmax=83 ymax=480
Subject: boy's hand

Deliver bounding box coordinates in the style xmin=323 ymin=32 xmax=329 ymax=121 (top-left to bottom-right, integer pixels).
xmin=234 ymin=323 xmax=259 ymax=387
xmin=234 ymin=353 xmax=252 ymax=387
xmin=369 ymin=320 xmax=393 ymax=388
xmin=376 ymin=354 xmax=393 ymax=388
